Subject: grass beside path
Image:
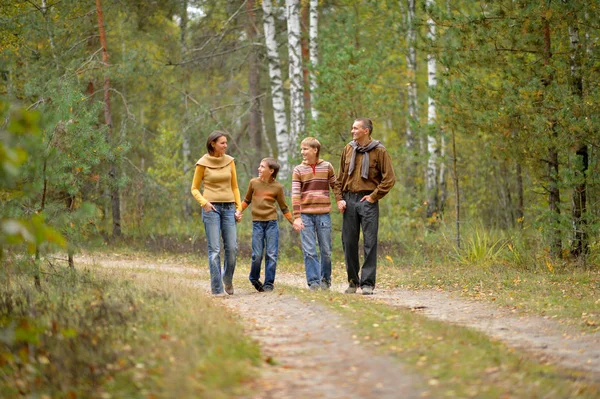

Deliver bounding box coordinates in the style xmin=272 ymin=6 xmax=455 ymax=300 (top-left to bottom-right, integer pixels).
xmin=0 ymin=260 xmax=260 ymax=398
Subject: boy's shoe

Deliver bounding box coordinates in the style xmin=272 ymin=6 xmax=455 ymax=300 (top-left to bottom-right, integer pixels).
xmin=224 ymin=283 xmax=234 ymax=295
xmin=309 ymin=284 xmax=320 ymax=291
xmin=344 ymin=285 xmax=357 ymax=294
xmin=250 ymin=280 xmax=265 ymax=292
xmin=320 ymin=281 xmax=330 ymax=291
xmin=263 ymin=285 xmax=274 ymax=292
xmin=361 ymin=286 xmax=374 ymax=295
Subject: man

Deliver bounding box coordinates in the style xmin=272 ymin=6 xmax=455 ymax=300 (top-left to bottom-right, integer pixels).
xmin=335 ymin=118 xmax=396 ymax=295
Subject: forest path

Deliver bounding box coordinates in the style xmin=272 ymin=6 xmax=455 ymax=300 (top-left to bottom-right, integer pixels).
xmin=79 ymin=254 xmax=600 ymax=398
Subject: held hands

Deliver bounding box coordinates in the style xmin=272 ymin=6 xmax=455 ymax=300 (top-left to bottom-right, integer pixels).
xmin=234 ymin=210 xmax=243 ymax=223
xmin=292 ymin=218 xmax=304 ymax=232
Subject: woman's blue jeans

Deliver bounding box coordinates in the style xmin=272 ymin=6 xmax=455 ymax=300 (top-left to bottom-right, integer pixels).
xmin=299 ymin=213 xmax=332 ymax=287
xmin=249 ymin=220 xmax=279 ymax=288
xmin=202 ymin=203 xmax=238 ymax=294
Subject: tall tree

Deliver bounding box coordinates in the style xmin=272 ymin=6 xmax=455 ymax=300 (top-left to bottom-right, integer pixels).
xmin=405 ymin=0 xmax=419 ymax=191
xmin=262 ymin=0 xmax=290 ymax=178
xmin=286 ymin=0 xmax=305 ymax=150
xmin=425 ymin=0 xmax=439 ymax=221
xmin=180 ymin=0 xmax=192 ymax=217
xmin=95 ymin=0 xmax=121 ymax=237
xmin=246 ymin=0 xmax=263 ymax=168
xmin=567 ymin=2 xmax=588 ymax=257
xmin=308 ymin=0 xmax=319 ymax=121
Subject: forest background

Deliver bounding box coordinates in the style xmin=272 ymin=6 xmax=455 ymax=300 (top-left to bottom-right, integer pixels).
xmin=2 ymin=0 xmax=599 ymax=266
xmin=1 ymin=0 xmax=600 ymax=397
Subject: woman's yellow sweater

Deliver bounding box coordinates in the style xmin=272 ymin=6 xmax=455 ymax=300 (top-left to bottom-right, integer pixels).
xmin=191 ymin=154 xmax=242 ymax=211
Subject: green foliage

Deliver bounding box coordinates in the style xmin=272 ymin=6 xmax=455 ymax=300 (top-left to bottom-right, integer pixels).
xmin=0 ymin=102 xmax=65 ymax=257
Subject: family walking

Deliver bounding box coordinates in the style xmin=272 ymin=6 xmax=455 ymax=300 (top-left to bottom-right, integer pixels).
xmin=190 ymin=118 xmax=395 ymax=296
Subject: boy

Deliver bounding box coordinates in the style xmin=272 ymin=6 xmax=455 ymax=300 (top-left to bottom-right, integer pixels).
xmin=237 ymin=158 xmax=293 ymax=292
xmin=291 ymin=137 xmax=337 ymax=290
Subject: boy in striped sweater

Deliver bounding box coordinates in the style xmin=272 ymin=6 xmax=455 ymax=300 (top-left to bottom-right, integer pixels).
xmin=292 ymin=137 xmax=339 ymax=290
xmin=237 ymin=158 xmax=293 ymax=292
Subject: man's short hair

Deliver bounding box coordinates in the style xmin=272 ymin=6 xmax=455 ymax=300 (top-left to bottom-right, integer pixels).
xmin=301 ymin=136 xmax=321 ymax=158
xmin=355 ymin=118 xmax=373 ymax=136
xmin=261 ymin=157 xmax=280 ymax=179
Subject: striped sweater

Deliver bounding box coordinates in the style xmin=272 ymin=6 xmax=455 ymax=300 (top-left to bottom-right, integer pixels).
xmin=291 ymin=160 xmax=337 ymax=218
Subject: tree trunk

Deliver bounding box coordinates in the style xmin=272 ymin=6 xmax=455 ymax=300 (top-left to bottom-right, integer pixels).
xmin=451 ymin=127 xmax=460 ymax=248
xmin=542 ymin=11 xmax=561 ymax=257
xmin=308 ymin=0 xmax=319 ymax=121
xmin=439 ymin=132 xmax=447 ymax=215
xmin=300 ymin=4 xmax=311 ymax=116
xmin=180 ymin=0 xmax=192 ymax=217
xmin=425 ymin=0 xmax=439 ymax=222
xmin=568 ymin=9 xmax=588 ymax=257
xmin=405 ymin=0 xmax=419 ymax=191
xmin=516 ymin=161 xmax=524 ymax=229
xmin=262 ymin=0 xmax=290 ymax=178
xmin=286 ymin=0 xmax=305 ymax=150
xmin=96 ymin=0 xmax=121 ymax=237
xmin=246 ymin=0 xmax=262 ymax=168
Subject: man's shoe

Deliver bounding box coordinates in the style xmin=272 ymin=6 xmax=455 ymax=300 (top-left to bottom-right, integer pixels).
xmin=224 ymin=283 xmax=234 ymax=295
xmin=250 ymin=280 xmax=265 ymax=292
xmin=361 ymin=286 xmax=374 ymax=295
xmin=344 ymin=285 xmax=357 ymax=294
xmin=309 ymin=284 xmax=320 ymax=291
xmin=212 ymin=292 xmax=227 ymax=297
xmin=320 ymin=281 xmax=330 ymax=291
xmin=263 ymin=285 xmax=274 ymax=292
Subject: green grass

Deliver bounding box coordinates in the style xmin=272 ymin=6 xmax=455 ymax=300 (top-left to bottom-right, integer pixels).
xmin=0 ymin=258 xmax=261 ymax=398
xmin=289 ymin=287 xmax=599 ymax=398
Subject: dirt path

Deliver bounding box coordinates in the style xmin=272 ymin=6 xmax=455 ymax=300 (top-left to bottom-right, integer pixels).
xmin=79 ymin=255 xmax=600 ymax=395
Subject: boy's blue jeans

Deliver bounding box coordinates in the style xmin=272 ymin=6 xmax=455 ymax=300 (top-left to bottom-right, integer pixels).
xmin=299 ymin=213 xmax=332 ymax=287
xmin=249 ymin=220 xmax=279 ymax=288
xmin=202 ymin=203 xmax=238 ymax=294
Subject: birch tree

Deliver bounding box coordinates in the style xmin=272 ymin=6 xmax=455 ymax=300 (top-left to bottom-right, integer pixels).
xmin=262 ymin=0 xmax=290 ymax=177
xmin=425 ymin=0 xmax=439 ymax=220
xmin=308 ymin=0 xmax=319 ymax=121
xmin=286 ymin=0 xmax=305 ymax=150
xmin=405 ymin=0 xmax=418 ymax=190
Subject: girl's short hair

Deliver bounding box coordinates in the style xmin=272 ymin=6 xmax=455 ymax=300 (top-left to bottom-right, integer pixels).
xmin=301 ymin=136 xmax=321 ymax=158
xmin=261 ymin=157 xmax=280 ymax=179
xmin=206 ymin=131 xmax=227 ymax=155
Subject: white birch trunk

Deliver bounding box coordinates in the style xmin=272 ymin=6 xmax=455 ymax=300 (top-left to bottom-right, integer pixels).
xmin=308 ymin=0 xmax=319 ymax=120
xmin=425 ymin=0 xmax=439 ymax=218
xmin=286 ymin=0 xmax=305 ymax=151
xmin=262 ymin=0 xmax=291 ymax=178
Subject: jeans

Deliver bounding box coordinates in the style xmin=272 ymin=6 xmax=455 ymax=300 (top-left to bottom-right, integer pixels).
xmin=299 ymin=213 xmax=332 ymax=287
xmin=202 ymin=203 xmax=238 ymax=294
xmin=342 ymin=192 xmax=379 ymax=288
xmin=249 ymin=220 xmax=279 ymax=288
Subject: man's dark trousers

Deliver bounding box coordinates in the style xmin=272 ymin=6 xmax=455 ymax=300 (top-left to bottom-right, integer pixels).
xmin=342 ymin=191 xmax=379 ymax=288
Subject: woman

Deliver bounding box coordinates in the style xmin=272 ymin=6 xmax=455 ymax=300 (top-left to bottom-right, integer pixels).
xmin=191 ymin=131 xmax=242 ymax=296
